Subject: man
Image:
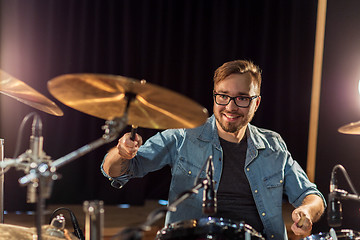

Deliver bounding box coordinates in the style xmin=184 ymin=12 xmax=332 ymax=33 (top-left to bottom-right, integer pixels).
xmin=102 ymin=60 xmax=325 ymax=239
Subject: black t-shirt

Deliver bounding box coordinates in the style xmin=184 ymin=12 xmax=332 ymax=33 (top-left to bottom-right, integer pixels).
xmin=215 ymin=137 xmax=264 ymax=233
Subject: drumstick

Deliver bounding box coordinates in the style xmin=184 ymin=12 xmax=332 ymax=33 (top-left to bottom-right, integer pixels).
xmin=130 ymin=125 xmax=138 ymax=141
xmin=296 ymin=214 xmax=306 ymax=228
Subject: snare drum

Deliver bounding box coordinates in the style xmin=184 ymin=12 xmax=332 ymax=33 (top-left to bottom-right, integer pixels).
xmin=303 ymin=229 xmax=360 ymax=239
xmin=155 ymin=217 xmax=265 ymax=240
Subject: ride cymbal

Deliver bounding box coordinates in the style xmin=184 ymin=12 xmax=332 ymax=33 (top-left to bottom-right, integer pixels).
xmin=0 ymin=70 xmax=63 ymax=116
xmin=338 ymin=121 xmax=360 ymax=135
xmin=48 ymin=73 xmax=208 ymax=129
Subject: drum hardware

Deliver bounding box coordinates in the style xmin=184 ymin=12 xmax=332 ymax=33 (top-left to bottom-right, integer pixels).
xmin=0 ymin=69 xmax=63 ymax=224
xmin=46 ymin=214 xmax=68 ymax=238
xmin=49 ymin=207 xmax=85 ymax=240
xmin=20 ymin=115 xmax=127 ymax=239
xmin=83 ymin=200 xmax=104 ymax=240
xmin=0 ymin=112 xmax=56 ymax=240
xmin=304 ymin=164 xmax=360 ymax=240
xmin=1 ymin=112 xmax=129 ymax=239
xmin=327 ymin=165 xmax=359 ymax=228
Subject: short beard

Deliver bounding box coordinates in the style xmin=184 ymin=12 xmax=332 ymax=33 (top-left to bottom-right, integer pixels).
xmin=215 ymin=111 xmax=254 ymax=134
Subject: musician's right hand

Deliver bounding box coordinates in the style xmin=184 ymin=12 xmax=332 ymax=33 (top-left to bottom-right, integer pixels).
xmin=116 ymin=132 xmax=143 ymax=159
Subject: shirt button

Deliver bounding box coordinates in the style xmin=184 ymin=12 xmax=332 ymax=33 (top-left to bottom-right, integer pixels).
xmin=254 ymin=190 xmax=258 ymax=193
xmin=262 ymin=212 xmax=266 ymax=216
xmin=246 ymin=168 xmax=250 ymax=172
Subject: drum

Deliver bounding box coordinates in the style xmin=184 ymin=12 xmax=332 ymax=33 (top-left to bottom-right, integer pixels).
xmin=303 ymin=229 xmax=360 ymax=239
xmin=155 ymin=217 xmax=265 ymax=240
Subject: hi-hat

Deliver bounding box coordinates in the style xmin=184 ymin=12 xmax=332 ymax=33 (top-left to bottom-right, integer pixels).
xmin=0 ymin=70 xmax=63 ymax=116
xmin=47 ymin=73 xmax=209 ymax=129
xmin=338 ymin=121 xmax=360 ymax=135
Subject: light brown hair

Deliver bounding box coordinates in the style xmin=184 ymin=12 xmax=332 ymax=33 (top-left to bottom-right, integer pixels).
xmin=213 ymin=60 xmax=262 ymax=93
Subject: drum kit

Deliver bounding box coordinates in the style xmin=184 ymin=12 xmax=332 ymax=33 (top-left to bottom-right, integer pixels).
xmin=1 ymin=69 xmax=360 ymax=239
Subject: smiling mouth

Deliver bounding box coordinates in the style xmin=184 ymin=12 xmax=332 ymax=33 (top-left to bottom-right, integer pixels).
xmin=222 ymin=112 xmax=241 ymax=120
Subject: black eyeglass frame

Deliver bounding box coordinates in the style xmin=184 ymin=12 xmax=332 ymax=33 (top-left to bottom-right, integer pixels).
xmin=213 ymin=92 xmax=259 ymax=108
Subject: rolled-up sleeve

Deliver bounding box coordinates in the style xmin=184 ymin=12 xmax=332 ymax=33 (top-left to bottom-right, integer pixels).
xmin=284 ymin=157 xmax=326 ymax=208
xmin=100 ymin=159 xmax=132 ymax=188
xmin=100 ymin=129 xmax=180 ymax=189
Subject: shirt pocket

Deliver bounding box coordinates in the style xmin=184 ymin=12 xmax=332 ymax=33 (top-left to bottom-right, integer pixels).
xmin=171 ymin=155 xmax=206 ymax=199
xmin=263 ymin=170 xmax=284 ymax=207
xmin=178 ymin=155 xmax=205 ymax=177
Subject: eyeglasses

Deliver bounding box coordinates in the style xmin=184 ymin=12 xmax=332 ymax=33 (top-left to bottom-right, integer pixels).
xmin=213 ymin=92 xmax=259 ymax=108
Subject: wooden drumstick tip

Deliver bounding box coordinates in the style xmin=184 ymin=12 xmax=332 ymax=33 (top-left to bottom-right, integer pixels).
xmin=297 ymin=214 xmax=306 ymax=228
xmin=130 ymin=125 xmax=138 ymax=141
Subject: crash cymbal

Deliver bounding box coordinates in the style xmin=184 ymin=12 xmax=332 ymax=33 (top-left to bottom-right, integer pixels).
xmin=338 ymin=120 xmax=360 ymax=135
xmin=48 ymin=73 xmax=209 ymax=129
xmin=0 ymin=70 xmax=63 ymax=116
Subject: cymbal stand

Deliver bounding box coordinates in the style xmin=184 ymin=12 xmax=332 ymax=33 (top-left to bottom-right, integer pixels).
xmin=54 ymin=116 xmax=127 ymax=170
xmin=18 ymin=114 xmax=128 ymax=187
xmin=83 ymin=200 xmax=104 ymax=240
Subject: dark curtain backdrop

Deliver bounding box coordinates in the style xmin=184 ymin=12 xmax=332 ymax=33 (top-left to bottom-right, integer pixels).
xmin=0 ymin=0 xmax=321 ymax=227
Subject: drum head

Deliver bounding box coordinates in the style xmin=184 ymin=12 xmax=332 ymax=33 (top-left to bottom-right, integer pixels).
xmin=156 ymin=217 xmax=264 ymax=240
xmin=304 ymin=229 xmax=360 ymax=239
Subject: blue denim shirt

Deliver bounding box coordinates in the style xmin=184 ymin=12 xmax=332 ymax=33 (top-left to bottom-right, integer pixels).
xmin=101 ymin=115 xmax=326 ymax=240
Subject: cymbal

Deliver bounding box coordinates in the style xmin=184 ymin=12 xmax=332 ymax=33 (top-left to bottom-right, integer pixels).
xmin=0 ymin=224 xmax=77 ymax=239
xmin=0 ymin=70 xmax=64 ymax=116
xmin=48 ymin=73 xmax=209 ymax=129
xmin=338 ymin=120 xmax=360 ymax=135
